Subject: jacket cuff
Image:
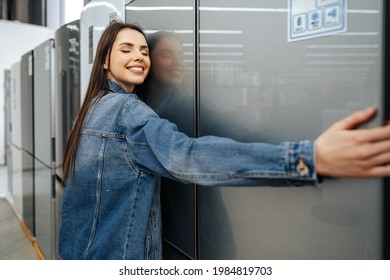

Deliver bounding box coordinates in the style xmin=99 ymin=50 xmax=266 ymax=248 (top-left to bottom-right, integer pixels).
xmin=286 ymin=140 xmax=320 ymax=186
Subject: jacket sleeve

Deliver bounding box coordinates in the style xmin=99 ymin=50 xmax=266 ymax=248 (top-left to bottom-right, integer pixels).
xmin=124 ymin=99 xmax=320 ymax=187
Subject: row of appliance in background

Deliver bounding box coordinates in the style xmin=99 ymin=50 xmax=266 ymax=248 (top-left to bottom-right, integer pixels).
xmin=4 ymin=20 xmax=80 ymax=259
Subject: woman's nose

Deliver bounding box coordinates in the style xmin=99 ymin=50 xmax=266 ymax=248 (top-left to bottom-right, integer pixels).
xmin=133 ymin=50 xmax=144 ymax=61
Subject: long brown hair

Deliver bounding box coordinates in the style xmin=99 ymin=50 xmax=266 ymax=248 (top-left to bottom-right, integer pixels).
xmin=61 ymin=21 xmax=147 ymax=185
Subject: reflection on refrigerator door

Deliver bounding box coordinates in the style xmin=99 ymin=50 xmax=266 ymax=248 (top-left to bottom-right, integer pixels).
xmin=125 ymin=0 xmax=197 ymax=259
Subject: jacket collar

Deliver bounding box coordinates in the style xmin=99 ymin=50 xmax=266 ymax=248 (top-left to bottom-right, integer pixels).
xmin=107 ymin=78 xmax=128 ymax=94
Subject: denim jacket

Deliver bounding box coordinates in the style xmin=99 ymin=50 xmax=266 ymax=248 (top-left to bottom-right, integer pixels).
xmin=58 ymin=79 xmax=319 ymax=260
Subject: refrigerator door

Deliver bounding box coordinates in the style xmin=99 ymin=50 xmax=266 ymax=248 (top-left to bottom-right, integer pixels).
xmin=20 ymin=52 xmax=34 ymax=155
xmin=33 ymin=39 xmax=56 ymax=259
xmin=4 ymin=70 xmax=11 ymax=154
xmin=4 ymin=70 xmax=13 ymax=197
xmin=34 ymin=39 xmax=54 ymax=167
xmin=126 ymin=0 xmax=196 ymax=259
xmin=20 ymin=51 xmax=35 ymax=235
xmin=198 ymin=0 xmax=383 ymax=259
xmin=55 ymin=20 xmax=80 ymax=181
xmin=10 ymin=61 xmax=23 ymax=216
xmin=33 ymin=160 xmax=54 ymax=258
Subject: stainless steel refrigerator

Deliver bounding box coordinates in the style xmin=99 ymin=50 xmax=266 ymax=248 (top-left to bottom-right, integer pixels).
xmin=20 ymin=51 xmax=35 ymax=235
xmin=82 ymin=0 xmax=389 ymax=259
xmin=55 ymin=20 xmax=80 ymax=184
xmin=54 ymin=19 xmax=81 ymax=259
xmin=33 ymin=38 xmax=56 ymax=259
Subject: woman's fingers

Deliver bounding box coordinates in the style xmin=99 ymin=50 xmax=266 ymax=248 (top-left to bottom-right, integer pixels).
xmin=364 ymin=164 xmax=390 ymax=177
xmin=354 ymin=124 xmax=390 ymax=143
xmin=366 ymin=150 xmax=390 ymax=167
xmin=344 ymin=138 xmax=390 ymax=161
xmin=331 ymin=107 xmax=377 ymax=130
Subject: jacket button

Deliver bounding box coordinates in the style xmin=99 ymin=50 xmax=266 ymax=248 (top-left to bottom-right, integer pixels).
xmin=296 ymin=156 xmax=309 ymax=176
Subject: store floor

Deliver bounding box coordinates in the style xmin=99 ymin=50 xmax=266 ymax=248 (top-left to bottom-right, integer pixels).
xmin=0 ymin=165 xmax=39 ymax=260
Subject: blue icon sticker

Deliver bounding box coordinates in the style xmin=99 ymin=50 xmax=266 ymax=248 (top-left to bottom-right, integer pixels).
xmin=308 ymin=10 xmax=322 ymax=30
xmin=324 ymin=5 xmax=340 ymax=27
xmin=288 ymin=0 xmax=347 ymax=42
xmin=293 ymin=13 xmax=307 ymax=33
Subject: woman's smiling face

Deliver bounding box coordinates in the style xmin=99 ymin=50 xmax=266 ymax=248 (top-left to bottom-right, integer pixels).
xmin=104 ymin=28 xmax=151 ymax=93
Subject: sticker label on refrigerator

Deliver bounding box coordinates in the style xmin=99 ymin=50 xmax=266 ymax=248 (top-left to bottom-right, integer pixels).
xmin=28 ymin=54 xmax=33 ymax=76
xmin=288 ymin=0 xmax=347 ymax=42
xmin=44 ymin=45 xmax=50 ymax=71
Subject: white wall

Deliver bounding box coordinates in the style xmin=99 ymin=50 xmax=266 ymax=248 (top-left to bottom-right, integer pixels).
xmin=46 ymin=0 xmax=62 ymax=30
xmin=0 ymin=20 xmax=54 ymax=169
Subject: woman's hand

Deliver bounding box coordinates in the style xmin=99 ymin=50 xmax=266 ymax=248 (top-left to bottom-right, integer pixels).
xmin=316 ymin=107 xmax=390 ymax=177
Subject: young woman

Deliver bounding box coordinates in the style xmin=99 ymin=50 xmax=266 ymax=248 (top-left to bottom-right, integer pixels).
xmin=58 ymin=21 xmax=390 ymax=260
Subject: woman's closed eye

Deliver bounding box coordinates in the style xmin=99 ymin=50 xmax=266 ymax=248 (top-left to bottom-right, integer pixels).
xmin=121 ymin=49 xmax=149 ymax=56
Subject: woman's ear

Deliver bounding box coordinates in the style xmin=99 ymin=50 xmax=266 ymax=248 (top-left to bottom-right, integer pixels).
xmin=104 ymin=56 xmax=109 ymax=69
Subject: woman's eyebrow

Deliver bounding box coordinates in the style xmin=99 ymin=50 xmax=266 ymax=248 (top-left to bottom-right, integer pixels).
xmin=119 ymin=42 xmax=149 ymax=49
xmin=119 ymin=42 xmax=134 ymax=47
